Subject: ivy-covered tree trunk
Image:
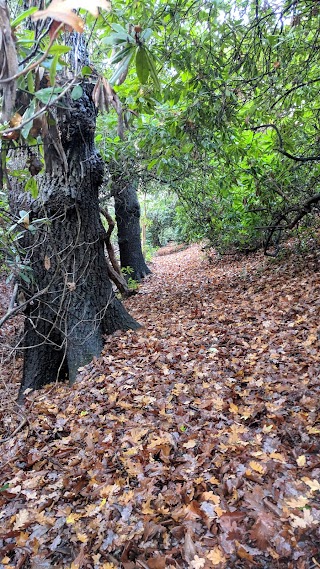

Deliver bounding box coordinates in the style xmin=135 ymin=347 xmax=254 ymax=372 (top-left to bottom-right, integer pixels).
xmin=112 ymin=180 xmax=151 ymax=282
xmin=17 ymin=85 xmax=139 ymax=399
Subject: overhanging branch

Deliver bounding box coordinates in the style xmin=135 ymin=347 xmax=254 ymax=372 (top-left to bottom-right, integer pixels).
xmin=250 ymin=124 xmax=320 ymax=162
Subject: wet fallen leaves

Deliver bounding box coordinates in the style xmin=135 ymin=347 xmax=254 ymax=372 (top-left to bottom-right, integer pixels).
xmin=0 ymin=244 xmax=320 ymax=568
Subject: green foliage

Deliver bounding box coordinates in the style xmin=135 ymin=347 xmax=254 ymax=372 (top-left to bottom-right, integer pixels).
xmin=121 ymin=266 xmax=139 ymax=291
xmin=143 ymin=243 xmax=157 ymax=263
xmin=2 ymin=0 xmax=320 ymax=259
xmin=144 ymin=191 xmax=181 ymax=248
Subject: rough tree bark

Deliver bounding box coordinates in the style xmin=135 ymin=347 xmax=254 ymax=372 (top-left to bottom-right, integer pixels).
xmin=103 ymin=87 xmax=151 ymax=282
xmin=112 ymin=179 xmax=151 ymax=282
xmin=16 ymin=85 xmax=139 ymax=399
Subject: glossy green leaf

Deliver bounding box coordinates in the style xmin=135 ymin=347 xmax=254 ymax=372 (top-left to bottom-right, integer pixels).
xmin=110 ymin=50 xmax=134 ymax=85
xmin=141 ymin=28 xmax=153 ymax=42
xmin=11 ymin=7 xmax=37 ymax=28
xmin=103 ymin=32 xmax=133 ymax=45
xmin=48 ymin=45 xmax=72 ymax=55
xmin=81 ymin=66 xmax=93 ymax=76
xmin=136 ymin=47 xmax=150 ymax=84
xmin=110 ymin=23 xmax=128 ymax=34
xmin=26 ymin=71 xmax=34 ymax=94
xmin=145 ymin=50 xmax=161 ymax=91
xmin=111 ymin=45 xmax=135 ymax=65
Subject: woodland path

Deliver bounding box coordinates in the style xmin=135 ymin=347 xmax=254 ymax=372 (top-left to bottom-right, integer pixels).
xmin=0 ymin=243 xmax=320 ymax=568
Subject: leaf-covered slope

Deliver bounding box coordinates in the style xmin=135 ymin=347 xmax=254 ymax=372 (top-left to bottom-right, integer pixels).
xmin=1 ymin=245 xmax=320 ymax=568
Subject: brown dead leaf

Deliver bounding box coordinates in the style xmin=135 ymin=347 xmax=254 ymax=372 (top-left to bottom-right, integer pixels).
xmin=249 ymin=512 xmax=276 ymax=549
xmin=13 ymin=509 xmax=30 ymax=530
xmin=183 ymin=529 xmax=197 ymax=562
xmin=190 ymin=555 xmax=206 ymax=569
xmin=71 ymin=544 xmax=86 ymax=568
xmin=206 ymin=546 xmax=226 ymax=566
xmin=44 ymin=255 xmax=51 ymax=271
xmin=147 ymin=555 xmax=166 ymax=569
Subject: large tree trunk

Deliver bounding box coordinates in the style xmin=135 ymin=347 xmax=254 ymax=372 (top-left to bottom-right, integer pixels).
xmin=113 ymin=180 xmax=151 ymax=282
xmin=16 ymin=85 xmax=139 ymax=399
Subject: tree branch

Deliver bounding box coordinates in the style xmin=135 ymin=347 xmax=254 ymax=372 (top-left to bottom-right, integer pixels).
xmin=250 ymin=124 xmax=320 ymax=162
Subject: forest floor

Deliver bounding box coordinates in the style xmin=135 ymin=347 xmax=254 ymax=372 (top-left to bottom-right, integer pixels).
xmin=0 ymin=243 xmax=320 ymax=569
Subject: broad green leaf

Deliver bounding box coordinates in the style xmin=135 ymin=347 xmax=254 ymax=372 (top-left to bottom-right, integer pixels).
xmin=48 ymin=45 xmax=72 ymax=55
xmin=110 ymin=50 xmax=134 ymax=85
xmin=20 ymin=272 xmax=31 ymax=284
xmin=11 ymin=7 xmax=38 ymax=28
xmin=145 ymin=50 xmax=161 ymax=91
xmin=21 ymin=100 xmax=36 ymax=139
xmin=136 ymin=47 xmax=150 ymax=84
xmin=110 ymin=23 xmax=128 ymax=34
xmin=34 ymin=87 xmax=63 ymax=104
xmin=25 ymin=177 xmax=39 ymax=199
xmin=111 ymin=45 xmax=135 ymax=65
xmin=71 ymin=85 xmax=83 ymax=100
xmin=81 ymin=66 xmax=93 ymax=76
xmin=141 ymin=28 xmax=153 ymax=42
xmin=49 ymin=53 xmax=59 ymax=87
xmin=102 ymin=32 xmax=132 ymax=45
xmin=26 ymin=71 xmax=34 ymax=94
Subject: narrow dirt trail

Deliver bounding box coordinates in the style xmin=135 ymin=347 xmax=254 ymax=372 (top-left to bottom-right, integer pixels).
xmin=0 ymin=244 xmax=319 ymax=568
